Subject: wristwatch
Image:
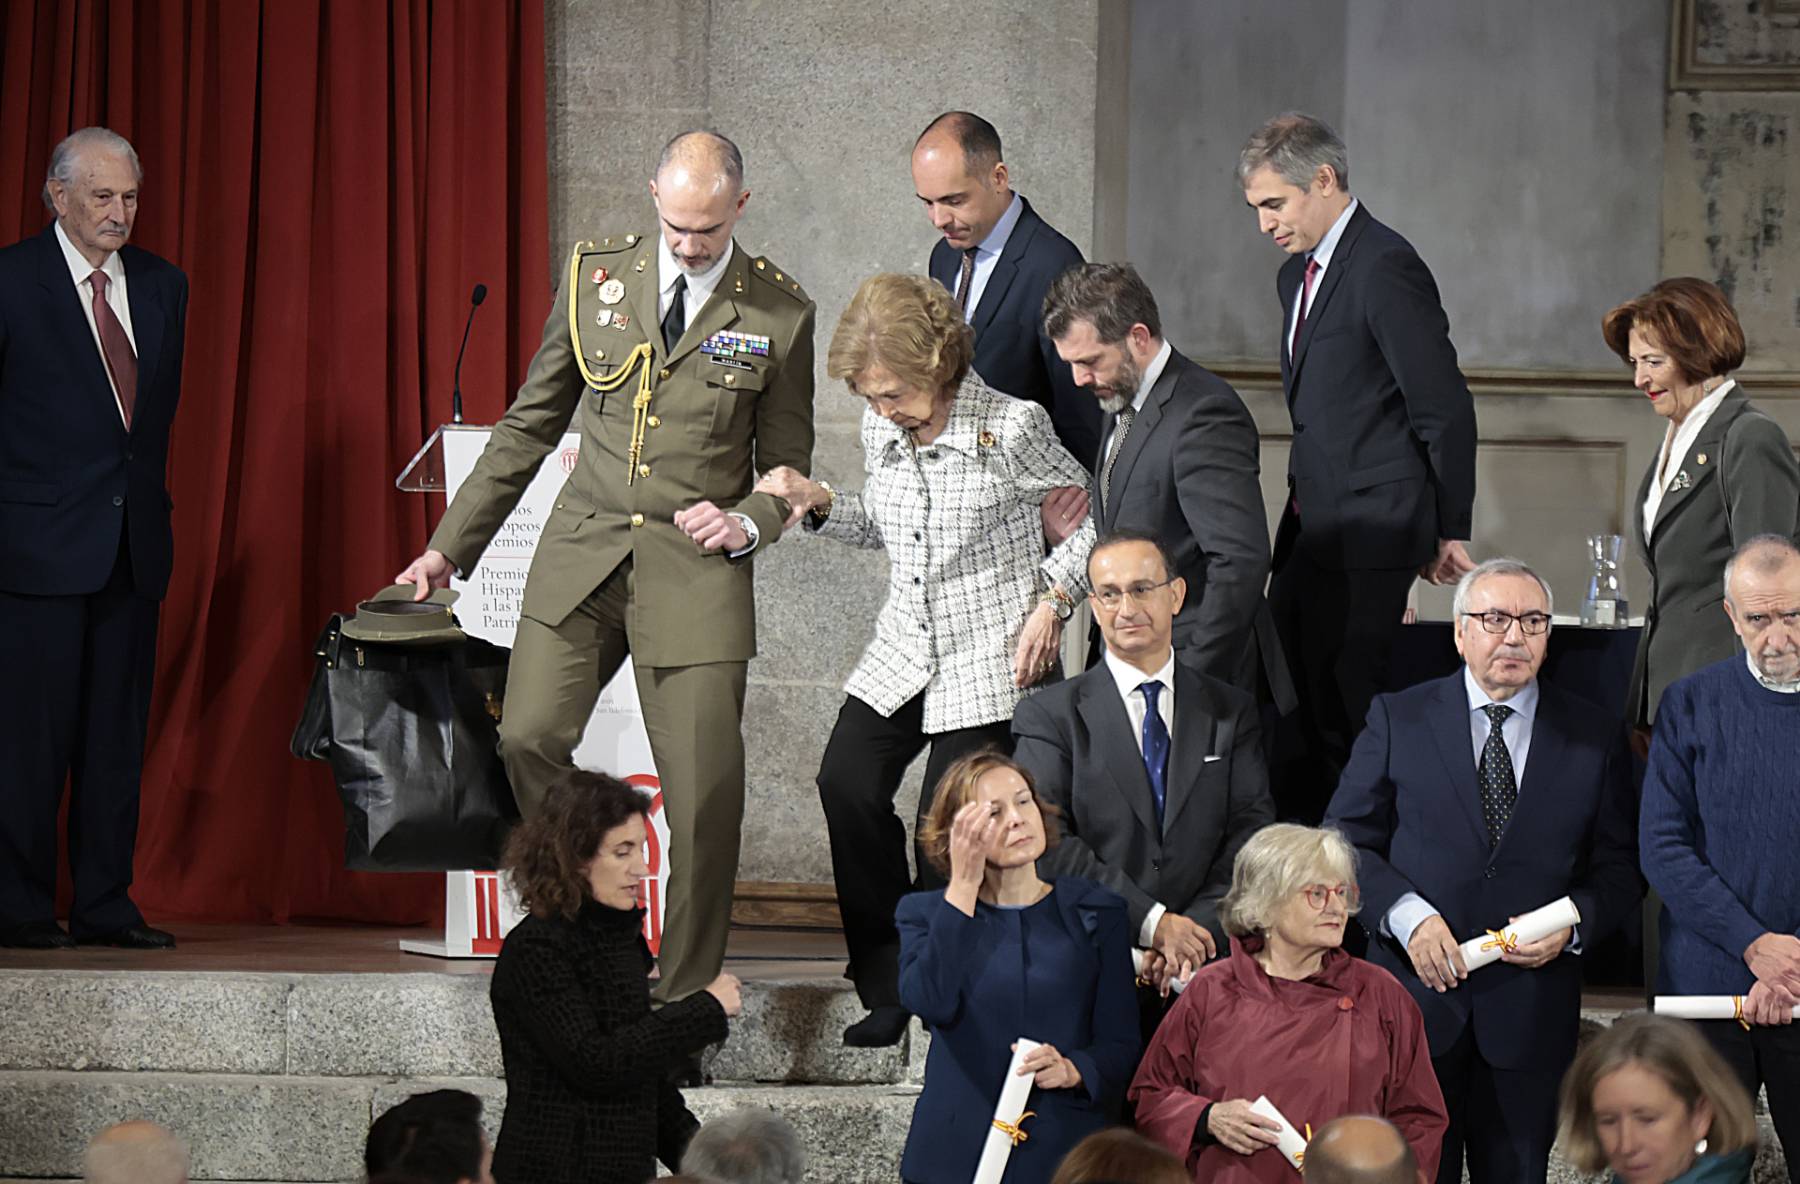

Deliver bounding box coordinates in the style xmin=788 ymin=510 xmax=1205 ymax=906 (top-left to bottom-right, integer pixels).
xmin=1039 ymin=586 xmax=1074 ymax=621
xmin=805 ymin=480 xmax=836 ymax=528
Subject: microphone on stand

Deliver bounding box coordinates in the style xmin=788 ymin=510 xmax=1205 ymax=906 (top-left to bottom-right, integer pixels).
xmin=452 ymin=283 xmax=487 ymax=424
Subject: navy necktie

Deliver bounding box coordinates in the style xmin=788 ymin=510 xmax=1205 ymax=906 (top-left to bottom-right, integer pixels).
xmin=1140 ymin=681 xmax=1170 ymax=826
xmin=1478 ymin=703 xmax=1517 ymax=846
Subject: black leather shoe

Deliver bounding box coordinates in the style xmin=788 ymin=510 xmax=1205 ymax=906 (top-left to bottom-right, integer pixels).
xmin=844 ymin=1005 xmax=912 ymax=1048
xmin=0 ymin=923 xmax=76 ymax=949
xmin=76 ymin=925 xmax=176 ymax=950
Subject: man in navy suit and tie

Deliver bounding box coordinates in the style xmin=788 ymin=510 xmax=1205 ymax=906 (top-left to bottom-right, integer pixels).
xmin=1240 ymin=112 xmax=1479 ymax=823
xmin=1325 ymin=559 xmax=1642 ymax=1184
xmin=0 ymin=128 xmax=187 ymax=949
xmin=914 ymin=111 xmax=1101 ymax=469
xmin=1014 ymin=530 xmax=1275 ymax=991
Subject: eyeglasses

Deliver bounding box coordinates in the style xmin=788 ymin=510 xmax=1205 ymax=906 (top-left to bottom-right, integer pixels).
xmin=1090 ymin=579 xmax=1174 ymax=611
xmin=1300 ymin=883 xmax=1355 ymax=911
xmin=1460 ymin=610 xmax=1551 ymax=636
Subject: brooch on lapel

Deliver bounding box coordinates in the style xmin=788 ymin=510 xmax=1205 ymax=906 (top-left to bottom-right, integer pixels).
xmin=978 ymin=430 xmax=996 ymax=448
xmin=1670 ymin=470 xmax=1692 ymax=492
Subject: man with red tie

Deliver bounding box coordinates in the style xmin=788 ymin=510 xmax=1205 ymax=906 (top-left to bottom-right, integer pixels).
xmin=0 ymin=128 xmax=187 ymax=949
xmin=1240 ymin=112 xmax=1478 ymax=824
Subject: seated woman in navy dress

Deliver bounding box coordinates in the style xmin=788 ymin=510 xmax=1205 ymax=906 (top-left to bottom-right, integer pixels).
xmin=896 ymin=750 xmax=1141 ymax=1184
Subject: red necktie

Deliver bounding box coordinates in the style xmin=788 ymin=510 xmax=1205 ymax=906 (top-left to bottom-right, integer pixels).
xmin=1290 ymin=256 xmax=1321 ymax=358
xmin=88 ymin=270 xmax=137 ymax=428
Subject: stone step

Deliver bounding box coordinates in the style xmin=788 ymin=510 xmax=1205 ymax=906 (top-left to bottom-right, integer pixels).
xmin=0 ymin=969 xmax=921 ymax=1086
xmin=0 ymin=1070 xmax=919 ymax=1183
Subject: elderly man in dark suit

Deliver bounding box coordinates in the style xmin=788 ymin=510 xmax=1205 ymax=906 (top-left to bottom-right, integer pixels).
xmin=914 ymin=111 xmax=1101 ymax=467
xmin=1325 ymin=558 xmax=1642 ymax=1184
xmin=1042 ymin=263 xmax=1274 ymax=691
xmin=0 ymin=127 xmax=187 ymax=950
xmin=1241 ymin=112 xmax=1479 ymax=824
xmin=1013 ymin=530 xmax=1275 ymax=992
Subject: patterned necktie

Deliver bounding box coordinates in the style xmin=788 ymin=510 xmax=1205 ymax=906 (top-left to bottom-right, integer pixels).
xmin=661 ymin=274 xmax=688 ymax=355
xmin=1099 ymin=405 xmax=1136 ymax=510
xmin=1140 ymin=681 xmax=1170 ymax=827
xmin=954 ymin=247 xmax=977 ymax=314
xmin=1290 ymin=255 xmax=1321 ymax=358
xmin=88 ymin=270 xmax=137 ymax=427
xmin=1478 ymin=703 xmax=1517 ymax=846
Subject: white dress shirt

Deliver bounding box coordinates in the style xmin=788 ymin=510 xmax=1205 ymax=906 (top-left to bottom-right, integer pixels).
xmin=1103 ymin=646 xmax=1177 ymax=948
xmin=1385 ymin=668 xmax=1551 ymax=948
xmin=55 ymin=221 xmax=135 ymax=427
xmin=1285 ymin=197 xmax=1360 ymax=356
xmin=1099 ymin=338 xmax=1173 ymax=463
xmin=957 ymin=192 xmax=1024 ymax=320
xmin=1642 ymin=379 xmax=1735 ymax=538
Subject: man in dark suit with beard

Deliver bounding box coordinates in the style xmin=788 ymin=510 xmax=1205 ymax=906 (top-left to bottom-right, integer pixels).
xmin=1043 ymin=262 xmax=1273 ymax=691
xmin=1241 ymin=111 xmax=1478 ymax=823
xmin=0 ymin=127 xmax=187 ymax=949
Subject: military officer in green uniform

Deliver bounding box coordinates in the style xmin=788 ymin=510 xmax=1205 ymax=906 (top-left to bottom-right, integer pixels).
xmin=397 ymin=131 xmax=815 ymax=1005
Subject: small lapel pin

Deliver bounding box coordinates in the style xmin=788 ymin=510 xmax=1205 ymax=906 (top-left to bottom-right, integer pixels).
xmin=978 ymin=430 xmax=996 ymax=448
xmin=1695 ymin=453 xmax=1708 ymax=466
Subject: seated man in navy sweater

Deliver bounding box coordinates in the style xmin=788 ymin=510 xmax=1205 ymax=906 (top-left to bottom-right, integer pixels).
xmin=1643 ymin=532 xmax=1800 ymax=1174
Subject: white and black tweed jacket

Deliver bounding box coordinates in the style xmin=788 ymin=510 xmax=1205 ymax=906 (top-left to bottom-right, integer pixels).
xmin=810 ymin=376 xmax=1095 ymax=732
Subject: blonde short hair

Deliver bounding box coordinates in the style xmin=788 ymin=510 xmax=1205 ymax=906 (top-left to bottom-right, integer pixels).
xmin=1218 ymin=824 xmax=1359 ymax=938
xmin=916 ymin=750 xmax=1060 ymax=878
xmin=826 ymin=272 xmax=974 ymax=398
xmin=1558 ymin=1014 xmax=1757 ymax=1174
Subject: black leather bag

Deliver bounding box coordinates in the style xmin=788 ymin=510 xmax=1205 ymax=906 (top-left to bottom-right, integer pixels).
xmin=291 ymin=615 xmax=518 ymax=871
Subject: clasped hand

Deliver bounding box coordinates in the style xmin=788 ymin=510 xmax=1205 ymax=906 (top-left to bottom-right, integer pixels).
xmin=1207 ymin=1098 xmax=1282 ymax=1156
xmin=1012 ymin=1040 xmax=1082 ymax=1091
xmin=753 ymin=465 xmax=827 ymax=528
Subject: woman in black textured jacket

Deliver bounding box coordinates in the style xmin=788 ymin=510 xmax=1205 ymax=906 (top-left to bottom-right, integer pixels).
xmin=489 ymin=771 xmax=742 ymax=1183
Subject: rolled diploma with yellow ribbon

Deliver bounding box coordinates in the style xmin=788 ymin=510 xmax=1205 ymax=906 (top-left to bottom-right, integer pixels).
xmin=1457 ymin=895 xmax=1582 ymax=972
xmin=973 ymin=1038 xmax=1041 ymax=1184
xmin=1248 ymin=1095 xmax=1308 ymax=1173
xmin=1654 ymin=996 xmax=1800 ymax=1021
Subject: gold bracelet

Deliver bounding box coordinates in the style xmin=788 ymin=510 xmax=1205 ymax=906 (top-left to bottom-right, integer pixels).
xmin=809 ymin=481 xmax=836 ymax=524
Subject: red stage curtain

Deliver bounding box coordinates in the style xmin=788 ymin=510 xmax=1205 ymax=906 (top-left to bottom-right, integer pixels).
xmin=0 ymin=0 xmax=550 ymax=923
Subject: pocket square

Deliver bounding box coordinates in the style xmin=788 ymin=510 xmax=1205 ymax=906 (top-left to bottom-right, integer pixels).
xmin=1203 ymin=754 xmax=1223 ymax=763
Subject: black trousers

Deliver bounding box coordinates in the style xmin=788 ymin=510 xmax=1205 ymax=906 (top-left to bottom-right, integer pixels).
xmin=1266 ymin=513 xmax=1416 ymax=823
xmin=1699 ymin=1019 xmax=1800 ymax=1182
xmin=0 ymin=535 xmax=158 ymax=935
xmin=816 ymin=692 xmax=1012 ymax=1010
xmin=1432 ymin=1025 xmax=1566 ymax=1184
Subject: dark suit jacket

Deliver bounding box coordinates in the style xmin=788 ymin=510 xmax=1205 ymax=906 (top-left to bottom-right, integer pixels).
xmin=897 ymin=877 xmax=1140 ymax=1183
xmin=1093 ymin=347 xmax=1272 ymax=684
xmin=1627 ymin=387 xmax=1800 ymax=726
xmin=1277 ymin=204 xmax=1475 ymax=571
xmin=490 ymin=902 xmax=727 ymax=1184
xmin=1014 ymin=656 xmax=1275 ymax=945
xmin=0 ymin=225 xmax=187 ymax=599
xmin=1324 ymin=672 xmax=1642 ymax=1071
xmin=929 ymin=195 xmax=1101 ymax=462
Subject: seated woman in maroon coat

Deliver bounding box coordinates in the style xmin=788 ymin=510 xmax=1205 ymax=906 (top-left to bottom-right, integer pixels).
xmin=1129 ymin=824 xmax=1447 ymax=1182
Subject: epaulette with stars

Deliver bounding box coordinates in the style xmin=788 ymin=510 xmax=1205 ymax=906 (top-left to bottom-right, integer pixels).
xmin=749 ymin=256 xmax=809 ymax=304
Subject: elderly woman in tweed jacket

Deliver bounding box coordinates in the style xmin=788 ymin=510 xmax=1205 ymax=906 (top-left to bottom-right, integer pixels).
xmin=757 ymin=271 xmax=1095 ymax=1049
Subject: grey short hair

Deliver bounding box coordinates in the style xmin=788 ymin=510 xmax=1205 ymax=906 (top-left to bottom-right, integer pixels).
xmin=682 ymin=1107 xmax=804 ymax=1184
xmin=43 ymin=127 xmax=142 ymax=212
xmin=1723 ymin=533 xmax=1800 ymax=602
xmin=1219 ymin=824 xmax=1359 ymax=939
xmin=1237 ymin=112 xmax=1349 ymax=192
xmin=657 ymin=130 xmax=745 ymax=191
xmin=83 ymin=1123 xmax=189 ymax=1184
xmin=1042 ymin=261 xmax=1163 ymax=344
xmin=1452 ymin=557 xmax=1554 ymax=620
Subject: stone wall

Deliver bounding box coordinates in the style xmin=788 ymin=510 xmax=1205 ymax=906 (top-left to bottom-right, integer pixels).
xmin=543 ymin=0 xmax=1102 ymax=890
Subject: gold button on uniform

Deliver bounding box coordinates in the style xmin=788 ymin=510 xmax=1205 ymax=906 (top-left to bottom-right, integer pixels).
xmin=659 ymin=368 xmax=671 ymax=380
xmin=638 ymin=464 xmax=651 ymax=477
xmin=724 ymin=374 xmax=737 ymax=387
xmin=647 ymin=415 xmax=661 ymax=428
xmin=630 ymin=513 xmax=645 ymax=527
xmin=593 ymin=348 xmax=606 ymax=360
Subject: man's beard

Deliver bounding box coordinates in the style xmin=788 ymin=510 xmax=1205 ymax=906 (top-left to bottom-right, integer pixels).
xmin=1752 ymin=646 xmax=1800 ymax=688
xmin=1094 ymin=355 xmax=1143 ymax=416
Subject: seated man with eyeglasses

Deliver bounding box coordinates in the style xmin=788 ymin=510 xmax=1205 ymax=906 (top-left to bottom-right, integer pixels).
xmin=1013 ymin=530 xmax=1276 ymax=1010
xmin=1324 ymin=557 xmax=1643 ymax=1184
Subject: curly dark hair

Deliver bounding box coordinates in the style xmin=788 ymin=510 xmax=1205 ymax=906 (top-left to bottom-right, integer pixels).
xmin=501 ymin=770 xmax=650 ymax=920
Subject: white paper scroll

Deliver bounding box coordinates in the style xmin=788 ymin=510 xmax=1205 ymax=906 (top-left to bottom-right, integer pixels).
xmin=973 ymin=1037 xmax=1041 ymax=1184
xmin=1654 ymin=995 xmax=1800 ymax=1022
xmin=1457 ymin=896 xmax=1582 ymax=972
xmin=1248 ymin=1095 xmax=1309 ymax=1174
